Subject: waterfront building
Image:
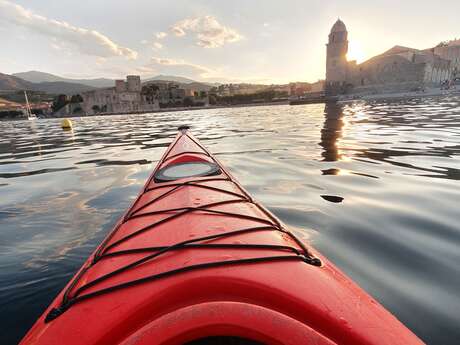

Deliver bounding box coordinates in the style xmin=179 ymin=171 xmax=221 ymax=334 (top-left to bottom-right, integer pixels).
xmin=310 ymin=80 xmax=325 ymax=93
xmin=184 ymin=88 xmax=195 ymax=97
xmin=0 ymin=97 xmax=53 ymax=117
xmin=269 ymin=84 xmax=291 ymax=94
xmin=0 ymin=97 xmax=22 ymax=111
xmin=82 ymin=76 xmax=159 ymax=115
xmin=142 ymin=81 xmax=209 ymax=108
xmin=325 ymin=19 xmax=351 ymax=95
xmin=431 ymin=40 xmax=460 ymax=80
xmin=288 ymin=81 xmax=325 ymax=97
xmin=213 ymin=84 xmax=268 ymax=97
xmin=289 ymin=82 xmax=312 ymax=96
xmin=325 ymin=19 xmax=457 ymax=95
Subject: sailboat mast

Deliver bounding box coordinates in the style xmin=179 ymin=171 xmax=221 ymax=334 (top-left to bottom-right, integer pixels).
xmin=24 ymin=90 xmax=31 ymax=118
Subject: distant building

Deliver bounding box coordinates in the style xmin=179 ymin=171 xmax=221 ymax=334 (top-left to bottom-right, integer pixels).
xmin=82 ymin=76 xmax=159 ymax=115
xmin=213 ymin=84 xmax=268 ymax=97
xmin=184 ymin=88 xmax=195 ymax=97
xmin=325 ymin=19 xmax=350 ymax=95
xmin=289 ymin=82 xmax=312 ymax=96
xmin=325 ymin=19 xmax=457 ymax=95
xmin=310 ymin=80 xmax=325 ymax=93
xmin=431 ymin=40 xmax=460 ymax=81
xmin=142 ymin=81 xmax=209 ymax=108
xmin=0 ymin=97 xmax=52 ymax=116
xmin=0 ymin=97 xmax=22 ymax=111
xmin=269 ymin=84 xmax=291 ymax=94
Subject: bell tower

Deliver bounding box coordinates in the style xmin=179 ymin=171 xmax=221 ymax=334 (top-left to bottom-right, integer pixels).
xmin=326 ymin=19 xmax=349 ymax=95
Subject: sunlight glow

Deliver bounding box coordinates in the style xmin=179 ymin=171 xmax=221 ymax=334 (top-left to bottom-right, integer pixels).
xmin=347 ymin=41 xmax=367 ymax=63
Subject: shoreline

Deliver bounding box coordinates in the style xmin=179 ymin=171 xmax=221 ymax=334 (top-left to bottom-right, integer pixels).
xmin=338 ymin=88 xmax=460 ymax=104
xmin=2 ymin=91 xmax=460 ymax=122
xmin=0 ymin=100 xmax=290 ymax=121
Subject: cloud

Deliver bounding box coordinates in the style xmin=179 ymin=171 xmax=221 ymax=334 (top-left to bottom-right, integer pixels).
xmin=151 ymin=57 xmax=212 ymax=74
xmin=170 ymin=15 xmax=242 ymax=48
xmin=155 ymin=32 xmax=167 ymax=40
xmin=171 ymin=25 xmax=186 ymax=37
xmin=140 ymin=56 xmax=214 ymax=79
xmin=0 ymin=0 xmax=137 ymax=59
xmin=95 ymin=57 xmax=107 ymax=65
xmin=139 ymin=56 xmax=269 ymax=83
xmin=153 ymin=42 xmax=163 ymax=50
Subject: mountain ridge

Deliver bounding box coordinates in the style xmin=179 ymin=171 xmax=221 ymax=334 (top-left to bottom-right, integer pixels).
xmin=0 ymin=73 xmax=97 ymax=94
xmin=13 ymin=71 xmax=115 ymax=88
xmin=144 ymin=74 xmax=205 ymax=84
xmin=3 ymin=70 xmax=219 ymax=95
xmin=0 ymin=73 xmax=35 ymax=92
xmin=13 ymin=71 xmax=217 ymax=88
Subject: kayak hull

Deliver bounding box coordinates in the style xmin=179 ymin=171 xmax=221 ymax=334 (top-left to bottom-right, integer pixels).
xmin=20 ymin=130 xmax=423 ymax=345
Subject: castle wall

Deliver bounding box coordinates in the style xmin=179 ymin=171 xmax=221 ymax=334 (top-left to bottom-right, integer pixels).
xmin=351 ymin=52 xmax=452 ymax=93
xmin=358 ymin=55 xmax=426 ymax=86
xmin=82 ymin=76 xmax=159 ymax=115
xmin=344 ymin=55 xmax=426 ymax=94
xmin=433 ymin=44 xmax=460 ymax=79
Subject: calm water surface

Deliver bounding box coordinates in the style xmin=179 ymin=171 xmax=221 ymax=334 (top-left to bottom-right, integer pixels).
xmin=1 ymin=98 xmax=460 ymax=344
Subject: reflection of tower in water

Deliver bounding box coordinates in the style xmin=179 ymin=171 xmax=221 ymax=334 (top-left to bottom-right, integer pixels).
xmin=320 ymin=103 xmax=344 ymax=162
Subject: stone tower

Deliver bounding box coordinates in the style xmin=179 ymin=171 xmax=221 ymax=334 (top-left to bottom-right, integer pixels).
xmin=127 ymin=75 xmax=141 ymax=92
xmin=326 ymin=19 xmax=349 ymax=95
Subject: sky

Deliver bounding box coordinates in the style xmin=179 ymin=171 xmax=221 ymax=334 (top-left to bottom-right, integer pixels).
xmin=0 ymin=0 xmax=459 ymax=84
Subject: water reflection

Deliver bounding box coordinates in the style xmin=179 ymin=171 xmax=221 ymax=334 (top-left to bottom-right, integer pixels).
xmin=349 ymin=99 xmax=460 ymax=180
xmin=320 ymin=103 xmax=344 ymax=162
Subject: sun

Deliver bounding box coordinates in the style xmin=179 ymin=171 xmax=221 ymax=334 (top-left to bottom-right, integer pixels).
xmin=347 ymin=41 xmax=367 ymax=63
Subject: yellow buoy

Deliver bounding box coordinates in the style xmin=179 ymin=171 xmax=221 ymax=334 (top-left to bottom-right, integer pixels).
xmin=61 ymin=118 xmax=73 ymax=130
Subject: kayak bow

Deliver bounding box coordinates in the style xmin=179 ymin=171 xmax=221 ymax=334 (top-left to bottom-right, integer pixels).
xmin=21 ymin=127 xmax=423 ymax=345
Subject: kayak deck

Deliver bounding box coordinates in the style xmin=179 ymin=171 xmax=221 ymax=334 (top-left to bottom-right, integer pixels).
xmin=21 ymin=129 xmax=423 ymax=345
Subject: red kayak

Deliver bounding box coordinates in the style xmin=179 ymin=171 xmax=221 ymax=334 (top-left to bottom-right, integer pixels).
xmin=21 ymin=127 xmax=423 ymax=345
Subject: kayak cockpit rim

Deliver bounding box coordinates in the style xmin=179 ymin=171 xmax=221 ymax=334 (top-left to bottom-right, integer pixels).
xmin=153 ymin=161 xmax=221 ymax=182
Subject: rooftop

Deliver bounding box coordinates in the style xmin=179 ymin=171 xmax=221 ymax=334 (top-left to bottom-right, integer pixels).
xmin=0 ymin=97 xmax=23 ymax=110
xmin=330 ymin=19 xmax=347 ymax=33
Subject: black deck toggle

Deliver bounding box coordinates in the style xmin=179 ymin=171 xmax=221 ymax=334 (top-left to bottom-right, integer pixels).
xmin=44 ymin=306 xmax=67 ymax=323
xmin=302 ymin=256 xmax=322 ymax=266
xmin=177 ymin=125 xmax=191 ymax=131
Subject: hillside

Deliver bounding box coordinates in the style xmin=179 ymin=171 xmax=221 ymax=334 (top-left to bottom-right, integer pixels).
xmin=182 ymin=82 xmax=214 ymax=92
xmin=12 ymin=71 xmax=65 ymax=83
xmin=33 ymin=81 xmax=96 ymax=94
xmin=1 ymin=72 xmax=96 ymax=94
xmin=13 ymin=71 xmax=114 ymax=88
xmin=144 ymin=75 xmax=202 ymax=84
xmin=0 ymin=73 xmax=35 ymax=91
xmin=5 ymin=70 xmax=217 ymax=94
xmin=14 ymin=70 xmax=216 ymax=90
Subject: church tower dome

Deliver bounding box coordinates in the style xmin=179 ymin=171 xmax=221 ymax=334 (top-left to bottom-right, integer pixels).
xmin=331 ymin=19 xmax=347 ymax=33
xmin=326 ymin=19 xmax=349 ymax=95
